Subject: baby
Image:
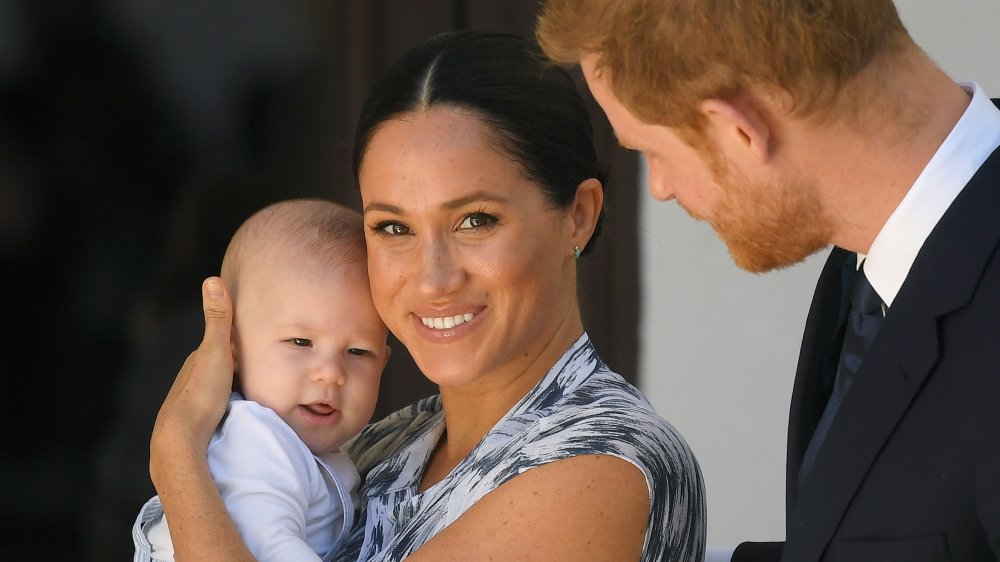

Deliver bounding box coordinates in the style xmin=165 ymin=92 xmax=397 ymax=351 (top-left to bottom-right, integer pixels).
xmin=133 ymin=199 xmax=390 ymax=561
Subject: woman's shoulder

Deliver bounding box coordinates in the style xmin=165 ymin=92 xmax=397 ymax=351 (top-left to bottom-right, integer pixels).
xmin=535 ymin=365 xmax=695 ymax=465
xmin=523 ymin=366 xmax=706 ymax=561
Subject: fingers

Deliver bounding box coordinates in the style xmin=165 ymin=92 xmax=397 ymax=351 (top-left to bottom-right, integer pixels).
xmin=201 ymin=277 xmax=233 ymax=355
xmin=151 ymin=278 xmax=236 ymax=463
xmin=190 ymin=276 xmax=235 ymax=410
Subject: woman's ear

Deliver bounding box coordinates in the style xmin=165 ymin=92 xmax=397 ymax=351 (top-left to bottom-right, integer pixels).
xmin=699 ymin=98 xmax=771 ymax=164
xmin=569 ymin=178 xmax=604 ymax=253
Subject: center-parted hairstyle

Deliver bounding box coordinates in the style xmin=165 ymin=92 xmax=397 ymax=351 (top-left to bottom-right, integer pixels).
xmin=352 ymin=29 xmax=606 ymax=254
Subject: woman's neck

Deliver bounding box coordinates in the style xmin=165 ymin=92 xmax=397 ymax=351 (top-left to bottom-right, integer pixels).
xmin=418 ymin=315 xmax=584 ymax=492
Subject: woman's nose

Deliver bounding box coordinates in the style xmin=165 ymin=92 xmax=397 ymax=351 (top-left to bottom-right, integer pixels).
xmin=417 ymin=237 xmax=464 ymax=296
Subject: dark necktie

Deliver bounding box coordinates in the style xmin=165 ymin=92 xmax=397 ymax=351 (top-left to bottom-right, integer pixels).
xmin=798 ymin=262 xmax=884 ymax=490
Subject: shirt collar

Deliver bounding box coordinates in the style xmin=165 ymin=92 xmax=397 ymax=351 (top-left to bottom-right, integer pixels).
xmin=864 ymin=82 xmax=1000 ymax=306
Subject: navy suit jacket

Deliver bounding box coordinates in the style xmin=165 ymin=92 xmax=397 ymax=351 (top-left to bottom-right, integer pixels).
xmin=735 ymin=105 xmax=1000 ymax=562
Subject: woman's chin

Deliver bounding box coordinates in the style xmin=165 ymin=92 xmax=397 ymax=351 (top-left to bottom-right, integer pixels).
xmin=412 ymin=359 xmax=481 ymax=388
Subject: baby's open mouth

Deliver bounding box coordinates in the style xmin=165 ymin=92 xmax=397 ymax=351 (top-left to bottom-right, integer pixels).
xmin=302 ymin=403 xmax=335 ymax=416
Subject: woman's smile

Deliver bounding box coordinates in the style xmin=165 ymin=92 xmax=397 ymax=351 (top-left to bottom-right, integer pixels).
xmin=412 ymin=307 xmax=484 ymax=341
xmin=418 ymin=311 xmax=476 ymax=330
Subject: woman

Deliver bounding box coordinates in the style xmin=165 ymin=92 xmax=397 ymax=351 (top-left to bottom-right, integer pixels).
xmin=150 ymin=30 xmax=705 ymax=561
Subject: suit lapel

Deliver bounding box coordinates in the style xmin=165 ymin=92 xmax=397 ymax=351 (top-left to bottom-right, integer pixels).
xmin=785 ymin=277 xmax=939 ymax=560
xmin=783 ymin=146 xmax=1000 ymax=561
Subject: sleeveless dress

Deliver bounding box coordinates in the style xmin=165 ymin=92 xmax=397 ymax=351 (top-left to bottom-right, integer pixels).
xmin=333 ymin=334 xmax=706 ymax=562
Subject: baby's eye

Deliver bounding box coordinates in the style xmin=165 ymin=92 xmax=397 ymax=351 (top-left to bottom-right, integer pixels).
xmin=459 ymin=212 xmax=498 ymax=230
xmin=347 ymin=348 xmax=369 ymax=356
xmin=288 ymin=338 xmax=312 ymax=347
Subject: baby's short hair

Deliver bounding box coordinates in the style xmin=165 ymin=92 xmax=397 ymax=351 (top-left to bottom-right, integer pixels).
xmin=220 ymin=199 xmax=366 ymax=300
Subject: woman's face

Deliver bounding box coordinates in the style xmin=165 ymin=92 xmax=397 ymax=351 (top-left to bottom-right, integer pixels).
xmin=359 ymin=108 xmax=580 ymax=388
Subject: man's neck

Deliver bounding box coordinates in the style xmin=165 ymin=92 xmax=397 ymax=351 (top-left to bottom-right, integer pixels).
xmin=795 ymin=49 xmax=971 ymax=255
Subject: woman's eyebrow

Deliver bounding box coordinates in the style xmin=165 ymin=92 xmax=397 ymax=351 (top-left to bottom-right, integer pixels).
xmin=363 ymin=201 xmax=402 ymax=215
xmin=440 ymin=191 xmax=509 ymax=210
xmin=364 ymin=192 xmax=510 ymax=215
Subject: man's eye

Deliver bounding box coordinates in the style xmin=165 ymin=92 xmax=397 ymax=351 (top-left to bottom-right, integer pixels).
xmin=459 ymin=212 xmax=497 ymax=230
xmin=347 ymin=348 xmax=369 ymax=356
xmin=289 ymin=338 xmax=312 ymax=347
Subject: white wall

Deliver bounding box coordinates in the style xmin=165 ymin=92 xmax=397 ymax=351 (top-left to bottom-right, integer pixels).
xmin=637 ymin=0 xmax=1000 ymax=546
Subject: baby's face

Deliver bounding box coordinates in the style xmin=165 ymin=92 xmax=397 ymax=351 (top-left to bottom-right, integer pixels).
xmin=232 ymin=260 xmax=388 ymax=456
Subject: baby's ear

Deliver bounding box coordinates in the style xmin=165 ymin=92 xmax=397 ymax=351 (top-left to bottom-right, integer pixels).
xmin=229 ymin=329 xmax=240 ymax=374
xmin=229 ymin=332 xmax=242 ymax=393
xmin=382 ymin=345 xmax=392 ymax=369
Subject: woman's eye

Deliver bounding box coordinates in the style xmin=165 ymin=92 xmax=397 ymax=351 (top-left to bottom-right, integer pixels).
xmin=347 ymin=348 xmax=369 ymax=356
xmin=289 ymin=338 xmax=312 ymax=347
xmin=373 ymin=221 xmax=411 ymax=236
xmin=459 ymin=212 xmax=497 ymax=230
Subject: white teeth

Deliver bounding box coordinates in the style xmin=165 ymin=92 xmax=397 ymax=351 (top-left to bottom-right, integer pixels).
xmin=421 ymin=312 xmax=476 ymax=330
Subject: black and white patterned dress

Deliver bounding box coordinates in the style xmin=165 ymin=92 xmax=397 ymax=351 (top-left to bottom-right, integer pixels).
xmin=334 ymin=334 xmax=706 ymax=562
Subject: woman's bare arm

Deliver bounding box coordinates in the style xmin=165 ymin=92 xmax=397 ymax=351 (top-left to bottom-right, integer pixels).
xmin=407 ymin=454 xmax=650 ymax=562
xmin=149 ymin=278 xmax=256 ymax=561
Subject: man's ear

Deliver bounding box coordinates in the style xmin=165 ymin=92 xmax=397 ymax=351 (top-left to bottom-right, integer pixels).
xmin=569 ymin=178 xmax=604 ymax=254
xmin=699 ymin=98 xmax=771 ymax=164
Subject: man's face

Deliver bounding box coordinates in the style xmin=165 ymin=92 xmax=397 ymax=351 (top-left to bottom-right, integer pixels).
xmin=581 ymin=55 xmax=831 ymax=272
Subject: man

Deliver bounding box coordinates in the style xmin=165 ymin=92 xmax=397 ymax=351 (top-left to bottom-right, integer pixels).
xmin=538 ymin=1 xmax=1000 ymax=561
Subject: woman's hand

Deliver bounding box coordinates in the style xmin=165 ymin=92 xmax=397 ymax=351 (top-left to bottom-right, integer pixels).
xmin=150 ymin=277 xmax=234 ymax=483
xmin=148 ymin=277 xmax=256 ymax=561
